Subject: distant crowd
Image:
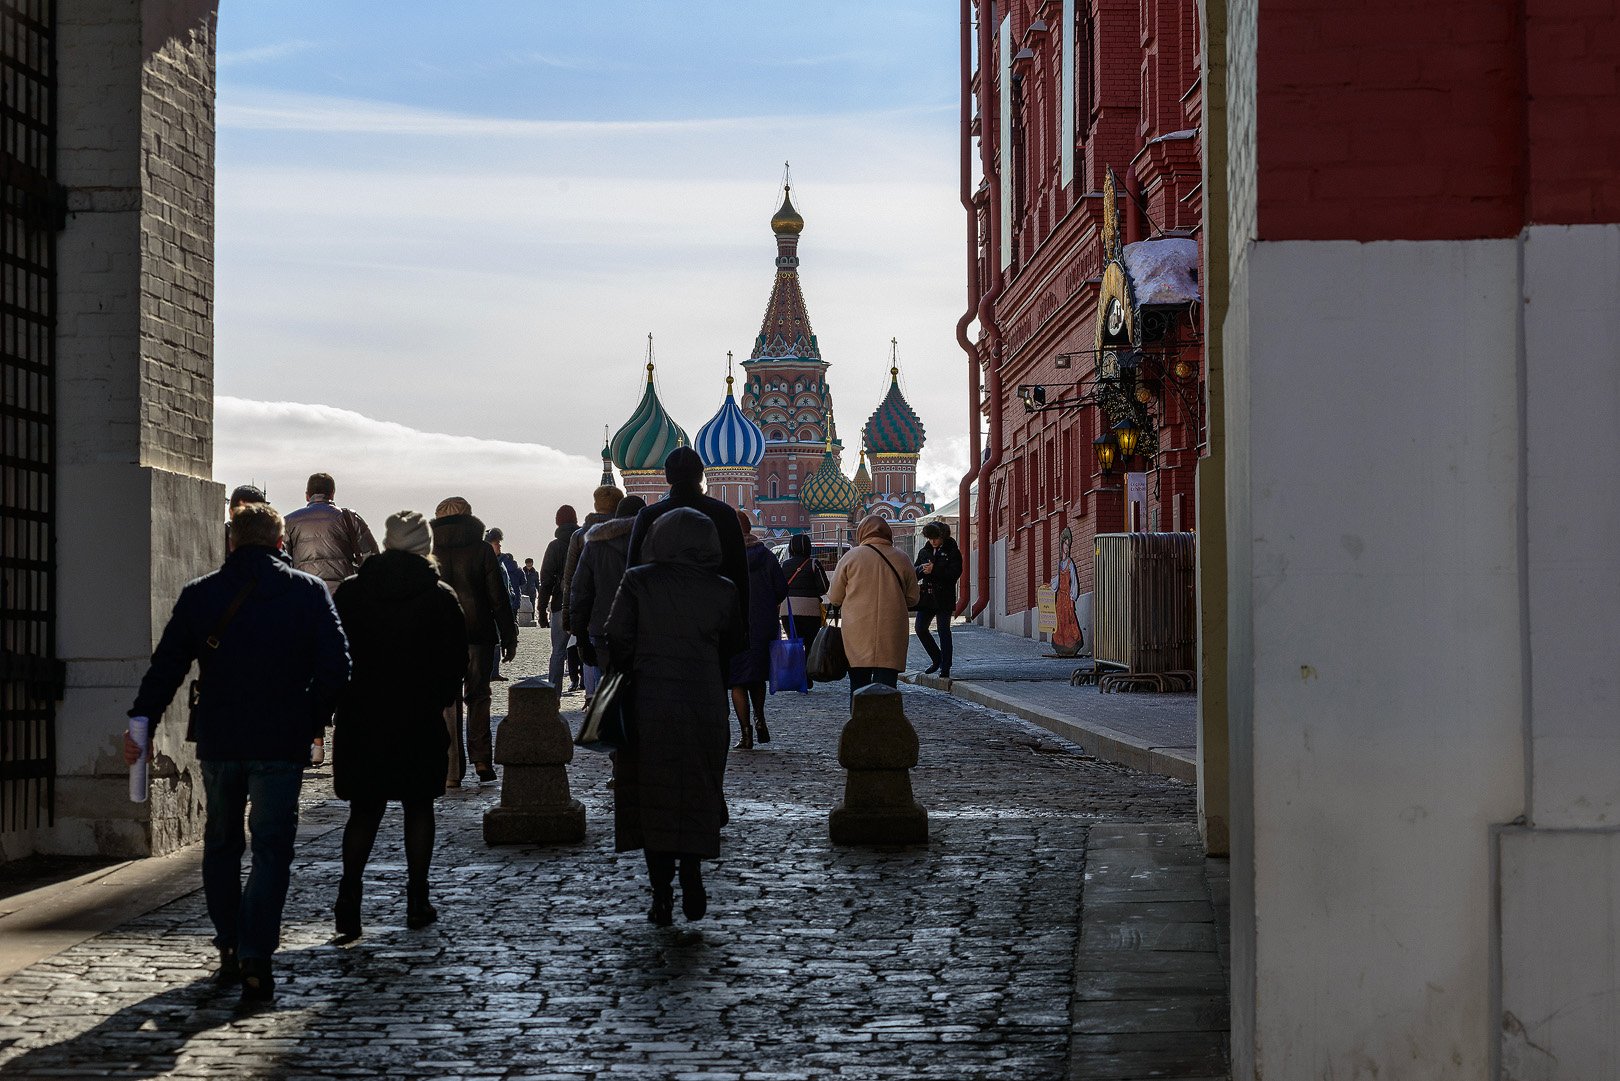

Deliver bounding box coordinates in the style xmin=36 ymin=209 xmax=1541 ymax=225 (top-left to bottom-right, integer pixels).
xmin=122 ymin=448 xmax=961 ymax=1004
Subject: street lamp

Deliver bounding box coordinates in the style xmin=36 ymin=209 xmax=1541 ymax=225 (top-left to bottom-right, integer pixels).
xmin=1112 ymin=416 xmax=1141 ymax=458
xmin=1093 ymin=432 xmax=1117 ymax=475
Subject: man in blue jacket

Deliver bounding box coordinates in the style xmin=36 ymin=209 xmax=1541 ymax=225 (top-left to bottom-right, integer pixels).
xmin=124 ymin=502 xmax=350 ymax=1003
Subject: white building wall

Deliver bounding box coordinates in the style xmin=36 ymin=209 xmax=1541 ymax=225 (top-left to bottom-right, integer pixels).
xmin=1226 ymin=239 xmax=1528 ymax=1078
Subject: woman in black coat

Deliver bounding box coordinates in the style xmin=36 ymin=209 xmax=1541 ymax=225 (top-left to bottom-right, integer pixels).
xmin=778 ymin=532 xmax=830 ymax=689
xmin=914 ymin=521 xmax=964 ymax=679
xmin=331 ymin=511 xmax=468 ymax=940
xmin=729 ymin=509 xmax=789 ymax=750
xmin=606 ymin=507 xmax=742 ymax=927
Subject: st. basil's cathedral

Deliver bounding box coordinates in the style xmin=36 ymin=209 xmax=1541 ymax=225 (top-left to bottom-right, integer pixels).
xmin=603 ymin=181 xmax=933 ymax=549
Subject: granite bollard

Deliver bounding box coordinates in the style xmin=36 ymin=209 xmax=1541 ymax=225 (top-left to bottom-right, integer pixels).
xmin=483 ymin=677 xmax=586 ymax=845
xmin=829 ymin=684 xmax=929 ymax=845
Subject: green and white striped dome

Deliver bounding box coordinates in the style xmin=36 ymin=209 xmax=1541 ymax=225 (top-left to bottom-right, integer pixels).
xmin=610 ymin=363 xmax=689 ymax=472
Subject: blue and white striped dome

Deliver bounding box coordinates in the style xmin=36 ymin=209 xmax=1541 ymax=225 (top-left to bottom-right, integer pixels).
xmin=695 ymin=377 xmax=766 ymax=470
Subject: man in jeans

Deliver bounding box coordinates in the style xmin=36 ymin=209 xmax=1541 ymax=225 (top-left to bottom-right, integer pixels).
xmin=537 ymin=505 xmax=580 ymax=690
xmin=125 ymin=503 xmax=349 ymax=1003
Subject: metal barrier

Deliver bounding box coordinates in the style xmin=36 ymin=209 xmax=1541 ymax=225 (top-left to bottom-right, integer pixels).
xmin=1092 ymin=533 xmax=1197 ymax=679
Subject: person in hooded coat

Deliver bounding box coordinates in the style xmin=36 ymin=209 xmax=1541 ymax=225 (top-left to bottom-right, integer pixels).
xmin=728 ymin=508 xmax=789 ymax=749
xmin=568 ymin=494 xmax=646 ymax=701
xmin=827 ymin=515 xmax=920 ymax=696
xmin=428 ymin=497 xmax=517 ymax=785
xmin=605 ymin=507 xmax=743 ymax=927
xmin=626 ymin=447 xmax=749 ymax=639
xmin=331 ymin=511 xmax=467 ymax=939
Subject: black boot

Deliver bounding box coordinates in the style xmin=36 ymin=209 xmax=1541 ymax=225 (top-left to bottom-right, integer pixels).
xmin=648 ymin=885 xmax=674 ymax=927
xmin=238 ymin=958 xmax=274 ymax=1004
xmin=334 ymin=877 xmax=362 ymax=943
xmin=406 ymin=880 xmax=438 ymax=929
xmin=679 ymin=859 xmax=707 ymax=921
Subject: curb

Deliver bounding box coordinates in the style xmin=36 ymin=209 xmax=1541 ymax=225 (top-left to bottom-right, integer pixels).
xmin=902 ymin=673 xmax=1198 ymax=784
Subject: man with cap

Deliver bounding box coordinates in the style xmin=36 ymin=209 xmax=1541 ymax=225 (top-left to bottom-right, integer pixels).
xmin=223 ymin=483 xmax=266 ymax=555
xmin=626 ymin=447 xmax=749 ymax=633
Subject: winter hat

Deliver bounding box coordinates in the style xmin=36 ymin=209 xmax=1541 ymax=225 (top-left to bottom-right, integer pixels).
xmin=484 ymin=527 xmax=503 ymax=543
xmin=435 ymin=496 xmax=472 ymax=518
xmin=614 ymin=495 xmax=646 ymax=519
xmin=228 ymin=484 xmax=266 ymax=509
xmin=556 ymin=505 xmax=578 ymax=526
xmin=592 ymin=485 xmax=625 ymax=514
xmin=385 ymin=510 xmax=433 ymax=556
xmin=664 ymin=446 xmax=704 ymax=486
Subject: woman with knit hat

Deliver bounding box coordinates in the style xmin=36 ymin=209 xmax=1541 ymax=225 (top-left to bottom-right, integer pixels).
xmin=330 ymin=510 xmax=468 ymax=940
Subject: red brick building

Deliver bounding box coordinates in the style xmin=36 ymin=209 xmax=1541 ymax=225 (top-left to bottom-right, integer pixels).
xmin=957 ymin=0 xmax=1205 ymax=637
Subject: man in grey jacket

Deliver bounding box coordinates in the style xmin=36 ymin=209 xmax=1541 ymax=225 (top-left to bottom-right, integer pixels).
xmin=283 ymin=473 xmax=378 ymax=593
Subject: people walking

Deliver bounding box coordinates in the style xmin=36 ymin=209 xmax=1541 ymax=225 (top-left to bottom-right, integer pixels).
xmin=123 ymin=502 xmax=349 ymax=1003
xmin=627 ymin=447 xmax=750 ymax=630
xmin=538 ymin=505 xmax=580 ymax=691
xmin=283 ymin=472 xmax=378 ymax=593
xmin=826 ymin=516 xmax=920 ymax=696
xmin=521 ymin=557 xmax=540 ymax=624
xmin=605 ymin=508 xmax=743 ymax=927
xmin=429 ymin=497 xmax=518 ymax=786
xmin=561 ymin=485 xmax=623 ymax=695
xmin=331 ymin=511 xmax=467 ymax=941
xmin=729 ymin=509 xmax=788 ymax=749
xmin=913 ymin=521 xmax=964 ymax=679
xmin=223 ymin=483 xmax=266 ymax=554
xmin=778 ymin=533 xmax=830 ymax=689
xmin=568 ymin=494 xmax=645 ymax=702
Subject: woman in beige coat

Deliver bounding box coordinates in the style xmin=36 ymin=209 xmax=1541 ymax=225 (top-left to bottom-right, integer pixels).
xmin=827 ymin=516 xmax=921 ymax=695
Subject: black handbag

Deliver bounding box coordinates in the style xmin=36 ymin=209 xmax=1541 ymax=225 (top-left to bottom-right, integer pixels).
xmin=575 ymin=669 xmax=635 ymax=752
xmin=806 ymin=611 xmax=849 ymax=681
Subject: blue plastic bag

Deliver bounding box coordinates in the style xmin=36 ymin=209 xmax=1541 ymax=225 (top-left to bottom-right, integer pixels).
xmin=769 ymin=615 xmax=808 ymax=694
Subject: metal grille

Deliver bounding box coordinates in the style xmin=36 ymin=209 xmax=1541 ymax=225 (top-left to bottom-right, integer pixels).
xmin=2 ymin=0 xmax=62 ymax=833
xmin=1092 ymin=532 xmax=1197 ymax=674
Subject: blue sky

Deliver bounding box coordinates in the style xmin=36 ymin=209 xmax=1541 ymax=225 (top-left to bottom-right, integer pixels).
xmin=213 ymin=2 xmax=967 ymax=554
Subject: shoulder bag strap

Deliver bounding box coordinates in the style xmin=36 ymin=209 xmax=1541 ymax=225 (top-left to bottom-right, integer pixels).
xmin=863 ymin=543 xmax=908 ymax=602
xmin=205 ymin=579 xmax=258 ymax=650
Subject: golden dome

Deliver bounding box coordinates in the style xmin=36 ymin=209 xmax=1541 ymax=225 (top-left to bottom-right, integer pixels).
xmin=771 ymin=185 xmax=805 ymax=235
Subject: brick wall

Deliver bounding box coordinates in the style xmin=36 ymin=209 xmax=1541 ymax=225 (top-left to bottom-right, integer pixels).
xmin=138 ymin=1 xmax=216 ymax=476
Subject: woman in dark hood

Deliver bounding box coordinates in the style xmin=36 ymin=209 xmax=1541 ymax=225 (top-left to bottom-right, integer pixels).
xmin=606 ymin=507 xmax=743 ymax=926
xmin=728 ymin=508 xmax=789 ymax=749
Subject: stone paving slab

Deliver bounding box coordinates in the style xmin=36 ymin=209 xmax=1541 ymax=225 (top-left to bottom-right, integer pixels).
xmin=0 ymin=626 xmax=1224 ymax=1080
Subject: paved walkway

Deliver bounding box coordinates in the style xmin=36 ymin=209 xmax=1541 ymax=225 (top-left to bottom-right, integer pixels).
xmin=0 ymin=626 xmax=1226 ymax=1080
xmin=904 ymin=624 xmax=1199 ymax=781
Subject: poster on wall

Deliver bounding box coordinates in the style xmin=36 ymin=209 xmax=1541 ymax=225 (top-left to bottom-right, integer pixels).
xmin=1051 ymin=526 xmax=1083 ymax=656
xmin=1037 ymin=586 xmax=1057 ymax=635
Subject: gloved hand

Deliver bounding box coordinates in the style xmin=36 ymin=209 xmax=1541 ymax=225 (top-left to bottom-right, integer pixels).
xmin=502 ymin=642 xmax=518 ymax=664
xmin=539 ymin=614 xmax=550 ymax=628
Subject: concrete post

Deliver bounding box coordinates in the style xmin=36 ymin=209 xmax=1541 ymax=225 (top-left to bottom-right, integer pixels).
xmin=482 ymin=678 xmax=585 ymax=845
xmin=829 ymin=685 xmax=928 ymax=845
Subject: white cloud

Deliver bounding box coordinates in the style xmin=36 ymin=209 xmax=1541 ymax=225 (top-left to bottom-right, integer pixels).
xmin=916 ymin=433 xmax=971 ymax=508
xmin=217 ymin=40 xmax=321 ymax=68
xmin=214 ymin=396 xmax=603 ymax=559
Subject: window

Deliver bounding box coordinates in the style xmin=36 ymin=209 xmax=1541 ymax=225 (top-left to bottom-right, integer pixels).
xmin=770 ymin=478 xmax=779 ymax=499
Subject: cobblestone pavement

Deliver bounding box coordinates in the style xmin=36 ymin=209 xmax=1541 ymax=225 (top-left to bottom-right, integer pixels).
xmin=0 ymin=626 xmax=1207 ymax=1080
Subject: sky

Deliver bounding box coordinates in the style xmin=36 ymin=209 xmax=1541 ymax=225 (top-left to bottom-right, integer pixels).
xmin=213 ymin=1 xmax=971 ymax=559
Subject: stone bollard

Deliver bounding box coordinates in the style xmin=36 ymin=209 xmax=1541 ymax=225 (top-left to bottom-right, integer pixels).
xmin=829 ymin=685 xmax=929 ymax=845
xmin=483 ymin=678 xmax=586 ymax=845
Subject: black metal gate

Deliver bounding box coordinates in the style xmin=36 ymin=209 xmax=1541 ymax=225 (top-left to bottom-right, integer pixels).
xmin=1 ymin=0 xmax=63 ymax=833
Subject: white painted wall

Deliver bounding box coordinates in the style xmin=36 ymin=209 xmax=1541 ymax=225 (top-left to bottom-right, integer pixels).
xmin=1494 ymin=222 xmax=1620 ymax=1079
xmin=1226 ymin=239 xmax=1528 ymax=1078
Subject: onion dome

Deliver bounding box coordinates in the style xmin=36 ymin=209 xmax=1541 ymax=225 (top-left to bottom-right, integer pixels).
xmin=800 ymin=441 xmax=859 ymax=516
xmin=771 ymin=184 xmax=805 ymax=236
xmin=853 ymin=446 xmax=872 ymax=497
xmin=610 ymin=361 xmax=689 ymax=471
xmin=864 ymin=364 xmax=926 ymax=455
xmin=695 ymin=373 xmax=766 ymax=469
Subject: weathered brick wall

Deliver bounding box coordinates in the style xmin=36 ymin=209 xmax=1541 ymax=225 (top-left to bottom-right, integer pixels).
xmin=139 ymin=1 xmax=216 ymax=476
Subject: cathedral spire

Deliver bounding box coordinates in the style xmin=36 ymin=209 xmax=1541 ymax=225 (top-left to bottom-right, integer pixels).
xmin=749 ymin=170 xmax=820 ymax=363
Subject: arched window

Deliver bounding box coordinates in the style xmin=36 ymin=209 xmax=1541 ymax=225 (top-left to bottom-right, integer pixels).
xmin=769 ymin=428 xmax=786 ymax=441
xmin=770 ymin=478 xmax=779 ymax=499
xmin=797 ymin=426 xmax=818 ymax=442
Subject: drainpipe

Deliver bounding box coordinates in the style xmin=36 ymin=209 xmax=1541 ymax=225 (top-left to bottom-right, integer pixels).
xmin=955 ymin=0 xmax=981 ymax=618
xmin=970 ymin=0 xmax=1005 ymax=622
